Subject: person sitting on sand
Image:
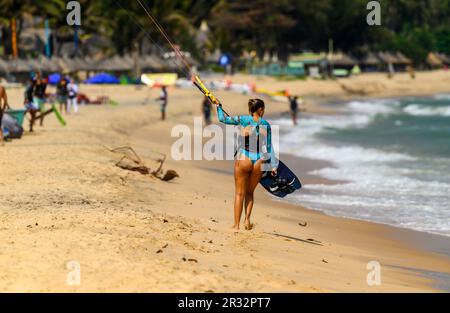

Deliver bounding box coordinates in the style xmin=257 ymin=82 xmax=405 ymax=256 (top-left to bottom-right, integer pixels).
xmin=0 ymin=85 xmax=10 ymax=145
xmin=215 ymin=98 xmax=278 ymax=230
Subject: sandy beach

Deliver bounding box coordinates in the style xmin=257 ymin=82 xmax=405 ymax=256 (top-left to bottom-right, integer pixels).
xmin=1 ymin=71 xmax=450 ymax=292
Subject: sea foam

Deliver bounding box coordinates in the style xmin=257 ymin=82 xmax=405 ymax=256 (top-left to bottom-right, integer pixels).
xmin=271 ymin=97 xmax=450 ymax=237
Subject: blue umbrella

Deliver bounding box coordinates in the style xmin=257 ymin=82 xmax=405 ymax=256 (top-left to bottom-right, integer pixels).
xmin=85 ymin=72 xmax=120 ymax=84
xmin=48 ymin=73 xmax=62 ymax=85
xmin=48 ymin=73 xmax=70 ymax=85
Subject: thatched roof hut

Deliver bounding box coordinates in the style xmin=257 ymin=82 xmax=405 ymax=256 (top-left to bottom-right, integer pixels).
xmin=139 ymin=54 xmax=165 ymax=71
xmin=97 ymin=55 xmax=133 ymax=72
xmin=361 ymin=52 xmax=381 ymax=66
xmin=436 ymin=53 xmax=450 ymax=65
xmin=53 ymin=56 xmax=94 ymax=72
xmin=395 ymin=52 xmax=412 ymax=65
xmin=7 ymin=59 xmax=30 ymax=73
xmin=56 ymin=57 xmax=77 ymax=73
xmin=76 ymin=57 xmax=101 ymax=72
xmin=72 ymin=58 xmax=92 ymax=72
xmin=30 ymin=56 xmax=62 ymax=73
xmin=427 ymin=52 xmax=443 ymax=68
xmin=327 ymin=52 xmax=358 ymax=67
xmin=377 ymin=52 xmax=398 ymax=64
xmin=0 ymin=59 xmax=9 ymax=73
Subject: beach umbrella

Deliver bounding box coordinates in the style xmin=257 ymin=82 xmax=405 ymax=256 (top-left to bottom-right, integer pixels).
xmin=84 ymin=72 xmax=120 ymax=84
xmin=48 ymin=73 xmax=61 ymax=85
xmin=47 ymin=73 xmax=70 ymax=85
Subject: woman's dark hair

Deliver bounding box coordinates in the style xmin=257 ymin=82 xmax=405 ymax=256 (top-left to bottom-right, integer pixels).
xmin=248 ymin=98 xmax=265 ymax=114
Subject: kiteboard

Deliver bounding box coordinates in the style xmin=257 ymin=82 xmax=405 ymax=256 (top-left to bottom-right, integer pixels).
xmin=260 ymin=160 xmax=302 ymax=198
xmin=51 ymin=104 xmax=66 ymax=126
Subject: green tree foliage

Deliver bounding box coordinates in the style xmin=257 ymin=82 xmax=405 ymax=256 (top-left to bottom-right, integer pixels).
xmin=0 ymin=0 xmax=448 ymax=65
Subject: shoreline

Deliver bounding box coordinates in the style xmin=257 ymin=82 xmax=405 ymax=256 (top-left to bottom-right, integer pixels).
xmin=198 ymin=148 xmax=450 ymax=291
xmin=1 ymin=72 xmax=450 ymax=292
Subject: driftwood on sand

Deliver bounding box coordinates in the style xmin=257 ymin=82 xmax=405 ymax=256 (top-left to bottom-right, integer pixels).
xmin=103 ymin=145 xmax=179 ymax=182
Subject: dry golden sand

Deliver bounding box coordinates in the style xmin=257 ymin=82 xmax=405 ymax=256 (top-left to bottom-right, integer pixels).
xmin=1 ymin=72 xmax=450 ymax=292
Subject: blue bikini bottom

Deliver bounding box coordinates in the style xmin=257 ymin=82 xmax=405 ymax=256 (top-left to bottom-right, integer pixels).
xmin=237 ymin=149 xmax=264 ymax=165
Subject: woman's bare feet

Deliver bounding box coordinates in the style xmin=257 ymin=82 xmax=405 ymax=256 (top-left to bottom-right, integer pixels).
xmin=244 ymin=219 xmax=253 ymax=230
xmin=231 ymin=224 xmax=239 ymax=232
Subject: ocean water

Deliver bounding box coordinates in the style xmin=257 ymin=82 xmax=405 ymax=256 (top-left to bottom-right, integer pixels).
xmin=272 ymin=94 xmax=450 ymax=237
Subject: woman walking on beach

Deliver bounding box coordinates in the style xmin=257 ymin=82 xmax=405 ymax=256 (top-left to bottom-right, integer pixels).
xmin=216 ymin=99 xmax=278 ymax=230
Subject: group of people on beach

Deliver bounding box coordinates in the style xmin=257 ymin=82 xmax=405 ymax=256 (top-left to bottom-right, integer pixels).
xmin=0 ymin=73 xmax=79 ymax=144
xmin=24 ymin=73 xmax=78 ymax=131
xmin=55 ymin=77 xmax=79 ymax=115
xmin=25 ymin=74 xmax=78 ymax=115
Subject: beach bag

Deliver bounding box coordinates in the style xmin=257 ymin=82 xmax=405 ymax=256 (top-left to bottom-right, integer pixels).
xmin=1 ymin=113 xmax=24 ymax=139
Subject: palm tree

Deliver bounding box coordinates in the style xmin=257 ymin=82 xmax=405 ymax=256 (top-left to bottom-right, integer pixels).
xmin=0 ymin=0 xmax=36 ymax=58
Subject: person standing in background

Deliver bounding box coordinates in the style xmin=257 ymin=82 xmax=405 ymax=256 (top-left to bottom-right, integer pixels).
xmin=0 ymin=85 xmax=10 ymax=145
xmin=33 ymin=74 xmax=47 ymax=126
xmin=287 ymin=95 xmax=299 ymax=126
xmin=24 ymin=77 xmax=39 ymax=132
xmin=202 ymin=96 xmax=213 ymax=125
xmin=67 ymin=79 xmax=78 ymax=114
xmin=158 ymin=85 xmax=168 ymax=120
xmin=56 ymin=78 xmax=68 ymax=113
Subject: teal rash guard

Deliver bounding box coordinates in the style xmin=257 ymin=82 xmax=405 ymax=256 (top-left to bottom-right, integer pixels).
xmin=217 ymin=106 xmax=278 ymax=170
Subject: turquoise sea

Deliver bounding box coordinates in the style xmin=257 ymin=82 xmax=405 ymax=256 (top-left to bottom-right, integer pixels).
xmin=274 ymin=94 xmax=450 ymax=237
